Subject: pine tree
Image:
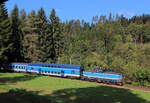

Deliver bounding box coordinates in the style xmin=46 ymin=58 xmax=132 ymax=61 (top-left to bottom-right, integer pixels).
xmin=0 ymin=3 xmax=11 ymax=69
xmin=8 ymin=5 xmax=23 ymax=62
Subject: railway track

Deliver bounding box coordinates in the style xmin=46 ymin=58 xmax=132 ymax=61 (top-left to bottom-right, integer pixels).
xmin=41 ymin=74 xmax=150 ymax=92
xmin=13 ymin=71 xmax=150 ymax=92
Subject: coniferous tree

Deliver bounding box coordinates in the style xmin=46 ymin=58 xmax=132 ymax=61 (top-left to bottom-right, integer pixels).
xmin=23 ymin=10 xmax=39 ymax=62
xmin=36 ymin=8 xmax=49 ymax=62
xmin=20 ymin=9 xmax=27 ymax=34
xmin=49 ymin=8 xmax=63 ymax=62
xmin=0 ymin=3 xmax=11 ymax=69
xmin=9 ymin=5 xmax=23 ymax=62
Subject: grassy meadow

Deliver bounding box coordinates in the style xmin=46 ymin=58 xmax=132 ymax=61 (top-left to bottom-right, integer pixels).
xmin=0 ymin=73 xmax=150 ymax=103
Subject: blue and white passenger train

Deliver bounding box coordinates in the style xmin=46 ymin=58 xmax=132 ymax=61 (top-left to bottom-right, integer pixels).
xmin=9 ymin=63 xmax=123 ymax=85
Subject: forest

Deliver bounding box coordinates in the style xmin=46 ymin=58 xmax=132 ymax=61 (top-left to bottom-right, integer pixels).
xmin=0 ymin=3 xmax=150 ymax=86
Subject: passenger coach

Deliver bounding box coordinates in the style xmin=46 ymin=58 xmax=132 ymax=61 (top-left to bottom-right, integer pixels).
xmin=10 ymin=63 xmax=83 ymax=78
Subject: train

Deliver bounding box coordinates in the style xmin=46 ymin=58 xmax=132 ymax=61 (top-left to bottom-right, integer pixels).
xmin=9 ymin=63 xmax=124 ymax=85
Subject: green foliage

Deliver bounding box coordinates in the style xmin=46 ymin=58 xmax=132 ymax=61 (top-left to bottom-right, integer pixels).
xmin=49 ymin=8 xmax=63 ymax=62
xmin=85 ymin=52 xmax=107 ymax=70
xmin=0 ymin=3 xmax=11 ymax=68
xmin=9 ymin=5 xmax=23 ymax=62
xmin=22 ymin=10 xmax=39 ymax=62
xmin=36 ymin=8 xmax=49 ymax=62
xmin=0 ymin=5 xmax=150 ymax=86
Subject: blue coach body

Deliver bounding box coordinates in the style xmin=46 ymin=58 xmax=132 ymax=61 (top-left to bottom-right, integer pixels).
xmin=10 ymin=63 xmax=81 ymax=77
xmin=10 ymin=63 xmax=28 ymax=72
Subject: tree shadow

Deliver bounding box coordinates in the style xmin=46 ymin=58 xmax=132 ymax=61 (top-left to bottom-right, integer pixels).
xmin=0 ymin=89 xmax=52 ymax=103
xmin=0 ymin=74 xmax=39 ymax=84
xmin=0 ymin=85 xmax=150 ymax=103
xmin=51 ymin=86 xmax=150 ymax=103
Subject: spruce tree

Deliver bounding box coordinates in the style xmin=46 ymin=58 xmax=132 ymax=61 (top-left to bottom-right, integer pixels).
xmin=9 ymin=5 xmax=23 ymax=62
xmin=20 ymin=9 xmax=27 ymax=34
xmin=0 ymin=3 xmax=11 ymax=69
xmin=23 ymin=10 xmax=39 ymax=62
xmin=49 ymin=8 xmax=63 ymax=62
xmin=36 ymin=8 xmax=49 ymax=62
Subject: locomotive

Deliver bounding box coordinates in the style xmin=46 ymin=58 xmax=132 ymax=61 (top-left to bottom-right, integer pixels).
xmin=9 ymin=63 xmax=123 ymax=85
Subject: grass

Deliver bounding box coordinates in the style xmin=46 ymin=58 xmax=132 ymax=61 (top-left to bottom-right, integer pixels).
xmin=0 ymin=73 xmax=150 ymax=103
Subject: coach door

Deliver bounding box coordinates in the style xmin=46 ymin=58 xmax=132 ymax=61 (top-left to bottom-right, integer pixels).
xmin=38 ymin=68 xmax=41 ymax=74
xmin=61 ymin=70 xmax=64 ymax=77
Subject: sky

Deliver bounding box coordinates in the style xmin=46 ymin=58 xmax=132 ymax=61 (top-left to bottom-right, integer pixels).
xmin=6 ymin=0 xmax=150 ymax=22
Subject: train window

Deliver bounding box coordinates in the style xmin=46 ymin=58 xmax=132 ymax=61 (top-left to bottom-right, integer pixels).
xmin=51 ymin=71 xmax=53 ymax=74
xmin=31 ymin=68 xmax=34 ymax=70
xmin=16 ymin=66 xmax=18 ymax=68
xmin=58 ymin=72 xmax=60 ymax=74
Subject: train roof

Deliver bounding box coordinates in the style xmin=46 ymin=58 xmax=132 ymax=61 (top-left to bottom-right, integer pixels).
xmin=10 ymin=63 xmax=81 ymax=69
xmin=28 ymin=63 xmax=81 ymax=69
xmin=11 ymin=63 xmax=28 ymax=65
